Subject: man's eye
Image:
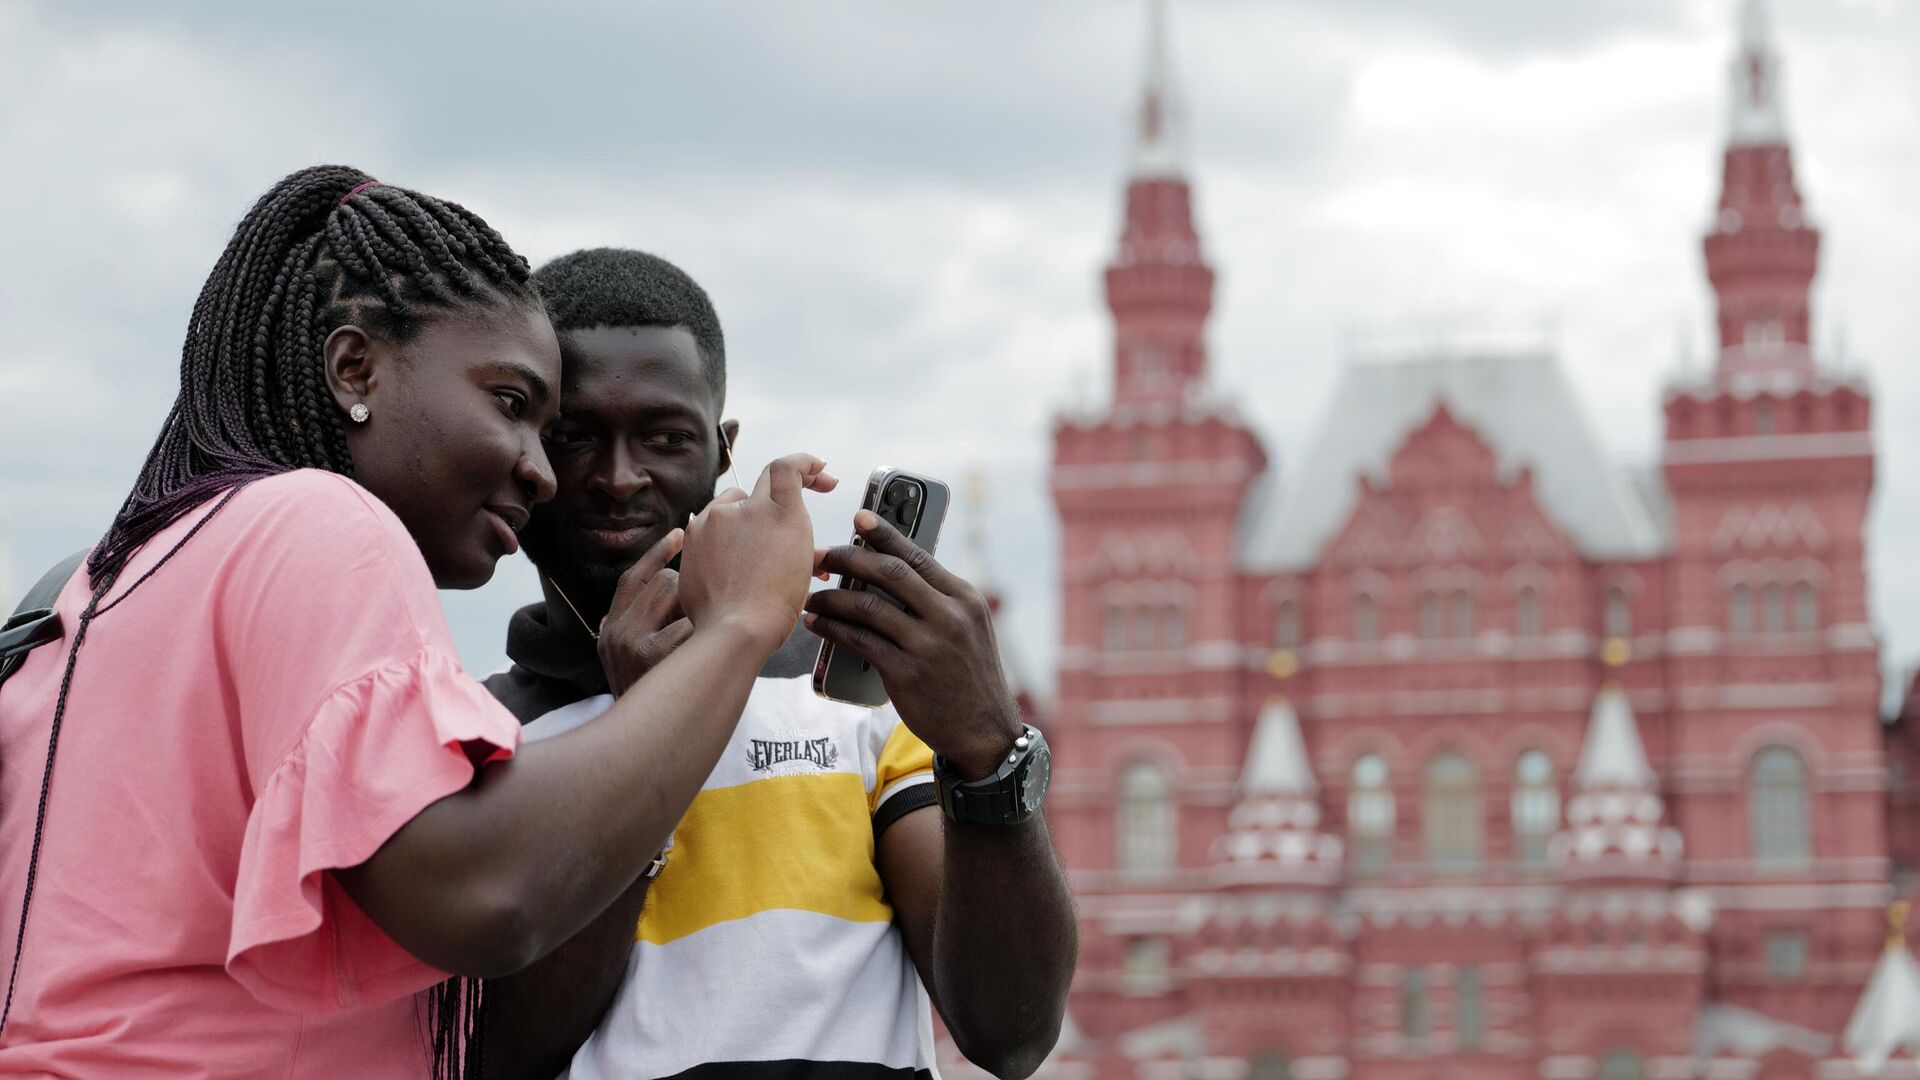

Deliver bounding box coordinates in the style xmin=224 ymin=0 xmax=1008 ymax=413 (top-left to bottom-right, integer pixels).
xmin=546 ymin=428 xmax=595 ymax=448
xmin=646 ymin=432 xmax=695 ymax=448
xmin=493 ymin=390 xmax=529 ymax=419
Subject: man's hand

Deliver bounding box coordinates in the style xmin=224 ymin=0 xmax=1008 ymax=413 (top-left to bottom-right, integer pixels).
xmin=804 ymin=509 xmax=1024 ymax=780
xmin=598 ymin=528 xmax=695 ymax=695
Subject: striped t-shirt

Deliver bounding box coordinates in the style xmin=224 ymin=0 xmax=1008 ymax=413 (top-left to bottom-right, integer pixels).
xmin=486 ymin=605 xmax=940 ymax=1080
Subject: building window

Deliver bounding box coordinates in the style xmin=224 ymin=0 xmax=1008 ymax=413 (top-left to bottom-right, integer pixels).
xmin=1162 ymin=606 xmax=1186 ymax=650
xmin=1793 ymin=582 xmax=1818 ymax=632
xmin=1762 ymin=583 xmax=1785 ymax=633
xmin=1122 ymin=936 xmax=1169 ymax=993
xmin=1275 ymin=599 xmax=1300 ymax=649
xmin=1401 ymin=970 xmax=1428 ymax=1041
xmin=1354 ymin=594 xmax=1379 ymax=643
xmin=1455 ymin=967 xmax=1483 ymax=1051
xmin=1118 ymin=762 xmax=1176 ymax=876
xmin=1755 ymin=402 xmax=1777 ymax=435
xmin=1248 ymin=1054 xmax=1290 ymax=1080
xmin=1766 ymin=929 xmax=1808 ymax=981
xmin=1598 ymin=1051 xmax=1644 ymax=1080
xmin=1424 ymin=753 xmax=1481 ymax=870
xmin=1104 ymin=603 xmax=1126 ymax=652
xmin=1349 ymin=754 xmax=1394 ymax=872
xmin=1515 ymin=586 xmax=1542 ymax=638
xmin=1730 ymin=585 xmax=1753 ymax=635
xmin=1419 ymin=591 xmax=1442 ymax=639
xmin=1745 ymin=320 xmax=1784 ymax=349
xmin=1605 ymin=587 xmax=1631 ymax=639
xmin=1448 ymin=590 xmax=1474 ymax=637
xmin=1131 ymin=607 xmax=1158 ymax=651
xmin=1512 ymin=750 xmax=1558 ymax=868
xmin=1750 ymin=746 xmax=1810 ymax=866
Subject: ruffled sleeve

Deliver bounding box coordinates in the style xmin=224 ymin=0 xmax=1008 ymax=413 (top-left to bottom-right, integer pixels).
xmin=226 ymin=646 xmax=519 ymax=1012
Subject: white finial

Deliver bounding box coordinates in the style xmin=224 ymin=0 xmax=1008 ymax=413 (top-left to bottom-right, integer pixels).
xmin=1131 ymin=0 xmax=1188 ymax=177
xmin=1240 ymin=697 xmax=1316 ymax=796
xmin=1729 ymin=0 xmax=1788 ymax=146
xmin=1575 ymin=683 xmax=1655 ymax=789
xmin=1845 ymin=905 xmax=1920 ymax=1075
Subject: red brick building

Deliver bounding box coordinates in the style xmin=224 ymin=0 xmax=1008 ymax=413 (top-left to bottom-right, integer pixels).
xmin=1017 ymin=3 xmax=1920 ymax=1077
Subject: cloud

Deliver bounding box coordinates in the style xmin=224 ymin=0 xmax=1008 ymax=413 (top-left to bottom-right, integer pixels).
xmin=2 ymin=0 xmax=1917 ymax=698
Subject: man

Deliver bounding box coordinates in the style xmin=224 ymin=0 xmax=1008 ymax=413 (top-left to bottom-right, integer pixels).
xmin=481 ymin=247 xmax=1077 ymax=1080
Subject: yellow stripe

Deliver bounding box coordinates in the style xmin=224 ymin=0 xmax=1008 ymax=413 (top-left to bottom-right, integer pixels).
xmin=871 ymin=723 xmax=935 ymax=814
xmin=638 ymin=771 xmax=890 ymax=946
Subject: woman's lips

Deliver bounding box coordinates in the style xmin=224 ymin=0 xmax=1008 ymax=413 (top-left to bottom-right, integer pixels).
xmin=485 ymin=511 xmax=521 ymax=556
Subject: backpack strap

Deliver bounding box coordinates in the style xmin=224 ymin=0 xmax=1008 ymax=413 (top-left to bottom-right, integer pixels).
xmin=0 ymin=551 xmax=89 ymax=687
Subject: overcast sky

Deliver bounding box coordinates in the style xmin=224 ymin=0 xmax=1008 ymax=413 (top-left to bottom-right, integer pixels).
xmin=2 ymin=0 xmax=1917 ymax=698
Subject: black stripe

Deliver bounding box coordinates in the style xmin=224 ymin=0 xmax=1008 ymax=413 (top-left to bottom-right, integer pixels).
xmin=872 ymin=783 xmax=938 ymax=840
xmin=483 ymin=665 xmax=593 ymax=726
xmin=659 ymin=1062 xmax=931 ymax=1080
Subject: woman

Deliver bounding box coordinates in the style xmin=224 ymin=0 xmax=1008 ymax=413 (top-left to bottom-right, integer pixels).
xmin=0 ymin=166 xmax=829 ymax=1078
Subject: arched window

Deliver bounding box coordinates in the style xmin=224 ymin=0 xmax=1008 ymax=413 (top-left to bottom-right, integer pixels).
xmin=1354 ymin=594 xmax=1379 ymax=643
xmin=1515 ymin=586 xmax=1542 ymax=638
xmin=1349 ymin=754 xmax=1394 ymax=872
xmin=1419 ymin=591 xmax=1442 ymax=639
xmin=1400 ymin=969 xmax=1428 ymax=1041
xmin=1162 ymin=606 xmax=1186 ymax=650
xmin=1104 ymin=603 xmax=1126 ymax=652
xmin=1275 ymin=599 xmax=1300 ymax=649
xmin=1605 ymin=587 xmax=1631 ymax=638
xmin=1248 ymin=1054 xmax=1291 ymax=1080
xmin=1754 ymin=401 xmax=1777 ymax=435
xmin=1455 ymin=967 xmax=1483 ymax=1051
xmin=1448 ymin=590 xmax=1474 ymax=637
xmin=1750 ymin=746 xmax=1810 ymax=866
xmin=1424 ymin=753 xmax=1481 ymax=870
xmin=1512 ymin=749 xmax=1558 ymax=867
xmin=1793 ymin=582 xmax=1818 ymax=632
xmin=1762 ymin=583 xmax=1785 ymax=633
xmin=1729 ymin=585 xmax=1753 ymax=636
xmin=1130 ymin=606 xmax=1157 ymax=650
xmin=1118 ymin=761 xmax=1177 ymax=876
xmin=1597 ymin=1050 xmax=1644 ymax=1080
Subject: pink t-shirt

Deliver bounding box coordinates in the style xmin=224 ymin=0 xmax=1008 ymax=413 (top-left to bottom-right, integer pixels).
xmin=0 ymin=470 xmax=520 ymax=1078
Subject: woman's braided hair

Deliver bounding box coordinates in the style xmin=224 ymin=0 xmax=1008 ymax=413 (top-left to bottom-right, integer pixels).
xmin=86 ymin=165 xmax=533 ymax=1078
xmin=90 ymin=164 xmax=536 ymax=590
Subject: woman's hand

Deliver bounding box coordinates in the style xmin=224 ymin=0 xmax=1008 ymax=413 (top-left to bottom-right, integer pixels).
xmin=677 ymin=452 xmax=836 ymax=651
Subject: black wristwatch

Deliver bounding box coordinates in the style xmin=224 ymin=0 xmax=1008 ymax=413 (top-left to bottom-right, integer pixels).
xmin=934 ymin=724 xmax=1051 ymax=826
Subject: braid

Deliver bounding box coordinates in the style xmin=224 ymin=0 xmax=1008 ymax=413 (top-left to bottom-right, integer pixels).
xmin=90 ymin=165 xmax=537 ymax=590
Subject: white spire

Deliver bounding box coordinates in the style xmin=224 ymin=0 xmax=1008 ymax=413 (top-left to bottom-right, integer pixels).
xmin=1728 ymin=0 xmax=1788 ymax=146
xmin=1844 ymin=929 xmax=1920 ymax=1073
xmin=1575 ymin=683 xmax=1654 ymax=789
xmin=1130 ymin=0 xmax=1188 ymax=178
xmin=1241 ymin=697 xmax=1315 ymax=796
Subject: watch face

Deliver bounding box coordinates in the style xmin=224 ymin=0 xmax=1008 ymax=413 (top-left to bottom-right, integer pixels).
xmin=1020 ymin=744 xmax=1052 ymax=814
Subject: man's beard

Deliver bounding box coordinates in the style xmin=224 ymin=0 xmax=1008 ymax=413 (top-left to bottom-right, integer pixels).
xmin=523 ymin=484 xmax=716 ymax=624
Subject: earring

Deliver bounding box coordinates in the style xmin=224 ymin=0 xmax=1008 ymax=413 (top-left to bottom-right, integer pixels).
xmin=349 ymin=403 xmax=370 ymax=424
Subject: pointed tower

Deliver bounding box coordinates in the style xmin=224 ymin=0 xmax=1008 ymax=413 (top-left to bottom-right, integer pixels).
xmin=1107 ymin=0 xmax=1213 ymax=408
xmin=1211 ymin=698 xmax=1341 ymax=882
xmin=1842 ymin=903 xmax=1920 ymax=1074
xmin=1703 ymin=0 xmax=1820 ymax=387
xmin=1552 ymin=684 xmax=1683 ymax=880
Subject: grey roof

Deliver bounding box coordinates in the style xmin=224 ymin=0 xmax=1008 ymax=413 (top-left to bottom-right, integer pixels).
xmin=1240 ymin=352 xmax=1667 ymax=571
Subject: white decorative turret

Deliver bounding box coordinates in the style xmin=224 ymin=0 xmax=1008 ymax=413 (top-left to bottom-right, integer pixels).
xmin=1843 ymin=903 xmax=1920 ymax=1075
xmin=1212 ymin=698 xmax=1341 ymax=880
xmin=1729 ymin=0 xmax=1788 ymax=147
xmin=1130 ymin=0 xmax=1188 ymax=179
xmin=1551 ymin=683 xmax=1683 ymax=875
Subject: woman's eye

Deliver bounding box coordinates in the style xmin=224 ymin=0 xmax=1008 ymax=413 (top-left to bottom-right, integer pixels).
xmin=493 ymin=390 xmax=528 ymax=419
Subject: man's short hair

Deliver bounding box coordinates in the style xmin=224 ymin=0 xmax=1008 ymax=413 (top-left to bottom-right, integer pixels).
xmin=531 ymin=247 xmax=726 ymax=406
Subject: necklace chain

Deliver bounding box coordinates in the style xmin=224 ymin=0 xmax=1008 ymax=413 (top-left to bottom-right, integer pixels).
xmin=547 ymin=577 xmax=600 ymax=642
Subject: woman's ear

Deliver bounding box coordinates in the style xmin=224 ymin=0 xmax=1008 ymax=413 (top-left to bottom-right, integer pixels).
xmin=323 ymin=325 xmax=379 ymax=415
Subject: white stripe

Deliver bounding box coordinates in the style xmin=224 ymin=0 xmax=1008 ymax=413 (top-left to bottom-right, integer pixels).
xmin=876 ymin=772 xmax=936 ymax=812
xmin=521 ymin=693 xmax=615 ymax=743
xmin=564 ymin=908 xmax=935 ymax=1080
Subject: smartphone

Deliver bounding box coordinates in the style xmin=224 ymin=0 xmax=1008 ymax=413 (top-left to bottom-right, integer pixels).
xmin=812 ymin=468 xmax=951 ymax=707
